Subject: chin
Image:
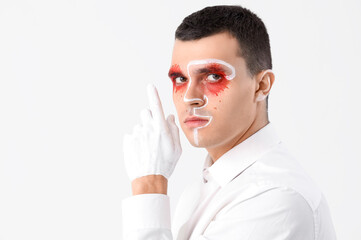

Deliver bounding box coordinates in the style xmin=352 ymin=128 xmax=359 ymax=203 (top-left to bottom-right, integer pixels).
xmin=190 ymin=141 xmax=205 ymax=148
xmin=183 ymin=126 xmax=222 ymax=148
xmin=187 ymin=134 xmax=212 ymax=148
xmin=184 ymin=133 xmax=204 ymax=148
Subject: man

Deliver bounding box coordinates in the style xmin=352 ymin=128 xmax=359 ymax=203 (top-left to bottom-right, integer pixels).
xmin=122 ymin=5 xmax=337 ymax=239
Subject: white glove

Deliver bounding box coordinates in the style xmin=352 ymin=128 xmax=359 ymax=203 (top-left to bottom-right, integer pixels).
xmin=123 ymin=83 xmax=182 ymax=181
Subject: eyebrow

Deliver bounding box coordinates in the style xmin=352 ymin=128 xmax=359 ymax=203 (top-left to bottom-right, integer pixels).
xmin=168 ymin=64 xmax=184 ymax=78
xmin=194 ymin=63 xmax=227 ymax=75
xmin=168 ymin=62 xmax=229 ymax=78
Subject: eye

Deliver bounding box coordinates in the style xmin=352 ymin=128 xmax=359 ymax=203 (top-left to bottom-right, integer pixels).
xmin=174 ymin=76 xmax=187 ymax=84
xmin=207 ymin=74 xmax=222 ymax=82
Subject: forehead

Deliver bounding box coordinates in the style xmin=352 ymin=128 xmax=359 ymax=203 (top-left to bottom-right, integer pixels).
xmin=171 ymin=32 xmax=241 ymax=67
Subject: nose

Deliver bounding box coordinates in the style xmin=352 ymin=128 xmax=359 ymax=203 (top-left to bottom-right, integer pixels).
xmin=183 ymin=79 xmax=205 ymax=106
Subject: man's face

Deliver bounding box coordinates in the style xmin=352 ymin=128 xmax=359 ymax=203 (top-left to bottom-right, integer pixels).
xmin=169 ymin=32 xmax=259 ymax=149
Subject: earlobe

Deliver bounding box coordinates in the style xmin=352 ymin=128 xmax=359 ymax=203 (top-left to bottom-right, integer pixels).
xmin=256 ymin=93 xmax=267 ymax=102
xmin=255 ymin=69 xmax=274 ymax=102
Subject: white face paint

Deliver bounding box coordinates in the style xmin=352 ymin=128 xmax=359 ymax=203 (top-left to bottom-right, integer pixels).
xmin=183 ymin=58 xmax=236 ymax=146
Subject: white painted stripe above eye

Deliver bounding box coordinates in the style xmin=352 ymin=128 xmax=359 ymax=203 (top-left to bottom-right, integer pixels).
xmin=187 ymin=58 xmax=236 ymax=80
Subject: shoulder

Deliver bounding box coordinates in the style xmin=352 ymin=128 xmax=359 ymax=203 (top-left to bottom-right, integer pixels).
xmin=231 ymin=141 xmax=322 ymax=212
xmin=218 ymin=186 xmax=315 ymax=220
xmin=211 ymin=187 xmax=316 ymax=239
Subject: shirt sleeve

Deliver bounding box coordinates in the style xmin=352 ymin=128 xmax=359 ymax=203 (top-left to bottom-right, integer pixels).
xmin=122 ymin=193 xmax=173 ymax=240
xmin=200 ymin=187 xmax=315 ymax=240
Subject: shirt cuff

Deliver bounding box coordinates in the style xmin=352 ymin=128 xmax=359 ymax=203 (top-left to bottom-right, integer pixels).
xmin=122 ymin=194 xmax=171 ymax=236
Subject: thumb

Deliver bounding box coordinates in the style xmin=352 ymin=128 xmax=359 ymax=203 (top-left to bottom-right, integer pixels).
xmin=167 ymin=114 xmax=181 ymax=143
xmin=167 ymin=114 xmax=175 ymax=124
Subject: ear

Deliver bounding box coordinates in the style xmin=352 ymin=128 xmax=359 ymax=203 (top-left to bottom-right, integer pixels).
xmin=255 ymin=70 xmax=275 ymax=102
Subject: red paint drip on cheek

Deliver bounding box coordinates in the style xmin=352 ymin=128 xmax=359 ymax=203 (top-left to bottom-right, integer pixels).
xmin=173 ymin=82 xmax=187 ymax=94
xmin=206 ymin=78 xmax=230 ymax=96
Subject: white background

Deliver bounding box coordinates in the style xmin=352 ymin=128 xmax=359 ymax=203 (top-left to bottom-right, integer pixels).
xmin=1 ymin=0 xmax=360 ymax=239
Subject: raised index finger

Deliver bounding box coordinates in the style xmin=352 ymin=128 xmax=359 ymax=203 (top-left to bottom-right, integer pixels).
xmin=147 ymin=83 xmax=167 ymax=129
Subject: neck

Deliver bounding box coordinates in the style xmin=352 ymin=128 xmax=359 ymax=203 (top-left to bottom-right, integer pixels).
xmin=206 ymin=111 xmax=269 ymax=164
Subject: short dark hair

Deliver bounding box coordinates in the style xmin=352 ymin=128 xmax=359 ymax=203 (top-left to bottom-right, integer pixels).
xmin=175 ymin=5 xmax=272 ymax=109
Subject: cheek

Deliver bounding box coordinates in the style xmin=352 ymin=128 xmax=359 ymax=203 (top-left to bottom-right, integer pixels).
xmin=173 ymin=91 xmax=184 ymax=104
xmin=210 ymin=99 xmax=222 ymax=110
xmin=207 ymin=85 xmax=241 ymax=116
xmin=172 ymin=92 xmax=185 ymax=113
xmin=211 ymin=86 xmax=254 ymax=123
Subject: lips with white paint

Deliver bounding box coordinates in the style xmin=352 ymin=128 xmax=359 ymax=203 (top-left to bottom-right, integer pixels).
xmin=184 ymin=116 xmax=210 ymax=128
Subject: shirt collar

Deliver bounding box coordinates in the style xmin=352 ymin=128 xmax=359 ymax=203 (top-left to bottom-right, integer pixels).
xmin=202 ymin=122 xmax=281 ymax=187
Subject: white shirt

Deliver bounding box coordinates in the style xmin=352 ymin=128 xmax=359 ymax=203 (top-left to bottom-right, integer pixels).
xmin=122 ymin=122 xmax=337 ymax=239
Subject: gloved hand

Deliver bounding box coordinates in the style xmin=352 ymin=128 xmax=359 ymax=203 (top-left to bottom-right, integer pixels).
xmin=123 ymin=83 xmax=182 ymax=181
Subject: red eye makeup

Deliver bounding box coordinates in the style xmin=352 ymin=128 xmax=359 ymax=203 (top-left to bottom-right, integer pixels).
xmin=187 ymin=61 xmax=234 ymax=97
xmin=168 ymin=64 xmax=187 ymax=93
xmin=168 ymin=59 xmax=236 ymax=97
